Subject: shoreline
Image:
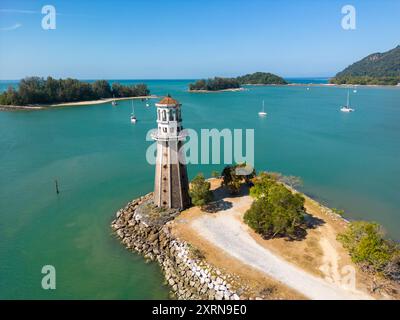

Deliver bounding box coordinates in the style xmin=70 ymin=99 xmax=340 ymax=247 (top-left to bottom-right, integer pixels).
xmin=286 ymin=83 xmax=400 ymax=88
xmin=188 ymin=88 xmax=247 ymax=93
xmin=0 ymin=95 xmax=158 ymax=111
xmin=112 ymin=178 xmax=398 ymax=300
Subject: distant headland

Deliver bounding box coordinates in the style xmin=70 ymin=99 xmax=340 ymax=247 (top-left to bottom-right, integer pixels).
xmin=0 ymin=77 xmax=152 ymax=110
xmin=330 ymin=45 xmax=400 ymax=86
xmin=189 ymin=72 xmax=287 ymax=92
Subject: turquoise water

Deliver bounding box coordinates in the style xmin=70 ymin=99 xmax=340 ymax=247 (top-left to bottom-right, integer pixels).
xmin=0 ymin=80 xmax=399 ymax=299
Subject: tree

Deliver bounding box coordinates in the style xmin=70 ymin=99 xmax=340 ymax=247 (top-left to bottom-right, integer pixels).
xmin=236 ymin=72 xmax=287 ymax=85
xmin=337 ymin=221 xmax=396 ymax=272
xmin=92 ymin=80 xmax=112 ymax=98
xmin=221 ymin=165 xmax=242 ymax=194
xmin=0 ymin=77 xmax=150 ymax=106
xmin=221 ymin=164 xmax=255 ymax=194
xmin=244 ymin=172 xmax=305 ymax=239
xmin=189 ymin=173 xmax=213 ymax=207
xmin=249 ymin=172 xmax=278 ymax=199
xmin=189 ymin=77 xmax=240 ymax=91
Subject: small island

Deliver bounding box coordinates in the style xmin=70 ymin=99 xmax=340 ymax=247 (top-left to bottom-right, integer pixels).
xmin=0 ymin=77 xmax=152 ymax=110
xmin=189 ymin=72 xmax=287 ymax=92
xmin=237 ymin=72 xmax=288 ymax=85
xmin=330 ymin=45 xmax=400 ymax=85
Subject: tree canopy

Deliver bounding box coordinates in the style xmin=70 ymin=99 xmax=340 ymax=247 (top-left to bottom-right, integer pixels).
xmin=188 ymin=72 xmax=287 ymax=91
xmin=236 ymin=72 xmax=287 ymax=85
xmin=221 ymin=163 xmax=256 ymax=194
xmin=189 ymin=77 xmax=240 ymax=91
xmin=0 ymin=77 xmax=150 ymax=106
xmin=330 ymin=45 xmax=400 ymax=85
xmin=244 ymin=172 xmax=305 ymax=239
xmin=189 ymin=173 xmax=213 ymax=207
xmin=337 ymin=221 xmax=400 ymax=280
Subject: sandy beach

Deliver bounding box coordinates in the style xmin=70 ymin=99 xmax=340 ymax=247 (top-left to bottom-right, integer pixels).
xmin=0 ymin=95 xmax=158 ymax=111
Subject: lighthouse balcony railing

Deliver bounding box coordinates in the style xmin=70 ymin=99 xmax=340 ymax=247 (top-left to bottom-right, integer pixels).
xmin=151 ymin=131 xmax=187 ymax=141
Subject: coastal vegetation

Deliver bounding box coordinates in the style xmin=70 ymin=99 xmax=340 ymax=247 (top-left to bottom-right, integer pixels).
xmin=236 ymin=72 xmax=287 ymax=85
xmin=330 ymin=45 xmax=400 ymax=85
xmin=244 ymin=172 xmax=306 ymax=239
xmin=0 ymin=77 xmax=150 ymax=106
xmin=189 ymin=72 xmax=287 ymax=91
xmin=221 ymin=164 xmax=256 ymax=194
xmin=337 ymin=221 xmax=400 ymax=282
xmin=189 ymin=77 xmax=240 ymax=91
xmin=189 ymin=173 xmax=213 ymax=207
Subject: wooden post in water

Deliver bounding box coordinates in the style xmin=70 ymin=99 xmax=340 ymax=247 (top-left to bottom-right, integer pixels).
xmin=55 ymin=179 xmax=60 ymax=194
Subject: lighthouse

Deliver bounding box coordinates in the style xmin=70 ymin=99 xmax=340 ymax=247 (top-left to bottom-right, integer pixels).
xmin=151 ymin=95 xmax=190 ymax=209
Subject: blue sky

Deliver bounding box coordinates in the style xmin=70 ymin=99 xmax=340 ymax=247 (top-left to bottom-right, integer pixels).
xmin=0 ymin=0 xmax=399 ymax=79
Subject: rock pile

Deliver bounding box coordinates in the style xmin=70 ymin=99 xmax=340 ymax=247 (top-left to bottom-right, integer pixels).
xmin=111 ymin=193 xmax=240 ymax=300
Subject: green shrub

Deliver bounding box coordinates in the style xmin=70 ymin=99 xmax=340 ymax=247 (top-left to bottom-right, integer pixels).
xmin=337 ymin=221 xmax=398 ymax=273
xmin=189 ymin=173 xmax=213 ymax=207
xmin=244 ymin=172 xmax=305 ymax=239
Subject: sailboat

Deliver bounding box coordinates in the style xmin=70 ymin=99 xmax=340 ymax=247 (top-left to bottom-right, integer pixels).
xmin=130 ymin=100 xmax=137 ymax=123
xmin=340 ymin=90 xmax=355 ymax=112
xmin=145 ymin=98 xmax=150 ymax=107
xmin=111 ymin=95 xmax=117 ymax=106
xmin=258 ymin=100 xmax=267 ymax=117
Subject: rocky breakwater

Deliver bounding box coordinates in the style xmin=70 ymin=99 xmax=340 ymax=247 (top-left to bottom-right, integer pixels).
xmin=111 ymin=193 xmax=241 ymax=300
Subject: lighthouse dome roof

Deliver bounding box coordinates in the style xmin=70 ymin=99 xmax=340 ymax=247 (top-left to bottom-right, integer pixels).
xmin=156 ymin=94 xmax=180 ymax=107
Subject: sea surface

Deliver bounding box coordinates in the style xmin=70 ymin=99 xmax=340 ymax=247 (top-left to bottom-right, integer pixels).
xmin=0 ymin=79 xmax=399 ymax=299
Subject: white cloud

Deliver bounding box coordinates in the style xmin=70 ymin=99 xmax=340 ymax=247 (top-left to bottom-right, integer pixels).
xmin=0 ymin=23 xmax=22 ymax=31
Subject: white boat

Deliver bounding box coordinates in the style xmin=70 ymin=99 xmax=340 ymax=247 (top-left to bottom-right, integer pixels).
xmin=145 ymin=98 xmax=150 ymax=107
xmin=258 ymin=100 xmax=267 ymax=117
xmin=340 ymin=90 xmax=355 ymax=112
xmin=130 ymin=101 xmax=137 ymax=123
xmin=111 ymin=95 xmax=117 ymax=106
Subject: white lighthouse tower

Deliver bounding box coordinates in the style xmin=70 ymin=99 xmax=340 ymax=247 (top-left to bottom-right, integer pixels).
xmin=151 ymin=95 xmax=190 ymax=209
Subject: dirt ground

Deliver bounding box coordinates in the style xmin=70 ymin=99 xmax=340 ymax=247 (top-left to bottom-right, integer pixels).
xmin=171 ymin=178 xmax=398 ymax=300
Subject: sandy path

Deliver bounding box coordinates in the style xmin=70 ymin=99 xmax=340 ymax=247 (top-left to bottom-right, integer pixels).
xmin=191 ymin=196 xmax=372 ymax=300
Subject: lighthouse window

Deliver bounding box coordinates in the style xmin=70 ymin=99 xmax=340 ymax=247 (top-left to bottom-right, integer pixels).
xmin=170 ymin=128 xmax=174 ymax=133
xmin=163 ymin=127 xmax=167 ymax=133
xmin=169 ymin=110 xmax=174 ymax=121
xmin=162 ymin=110 xmax=166 ymax=121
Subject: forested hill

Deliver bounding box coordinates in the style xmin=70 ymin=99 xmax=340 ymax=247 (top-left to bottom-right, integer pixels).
xmin=237 ymin=72 xmax=287 ymax=85
xmin=189 ymin=72 xmax=287 ymax=91
xmin=330 ymin=45 xmax=400 ymax=85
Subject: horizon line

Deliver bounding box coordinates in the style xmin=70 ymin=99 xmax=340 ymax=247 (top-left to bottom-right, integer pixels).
xmin=0 ymin=76 xmax=333 ymax=82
